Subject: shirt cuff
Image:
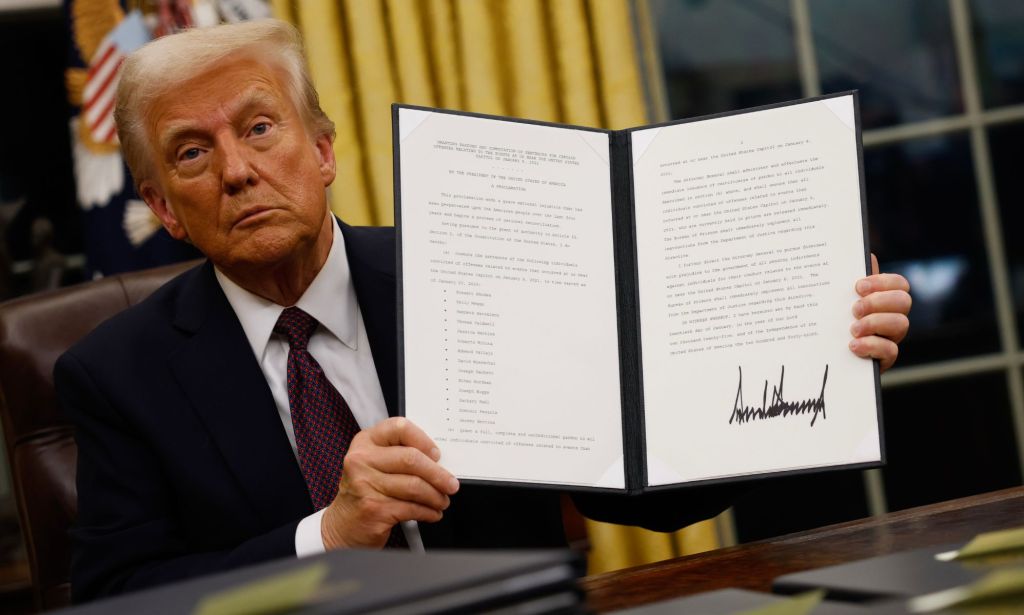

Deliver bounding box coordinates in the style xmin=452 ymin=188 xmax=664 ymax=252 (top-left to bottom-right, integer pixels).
xmin=295 ymin=508 xmax=328 ymax=557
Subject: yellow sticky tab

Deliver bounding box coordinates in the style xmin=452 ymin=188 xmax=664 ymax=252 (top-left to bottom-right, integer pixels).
xmin=193 ymin=562 xmax=329 ymax=615
xmin=909 ymin=568 xmax=1024 ymax=613
xmin=957 ymin=527 xmax=1024 ymax=560
xmin=732 ymin=590 xmax=826 ymax=615
xmin=961 ymin=568 xmax=1024 ymax=604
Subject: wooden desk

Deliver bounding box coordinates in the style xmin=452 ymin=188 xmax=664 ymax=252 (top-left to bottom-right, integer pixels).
xmin=583 ymin=486 xmax=1024 ymax=612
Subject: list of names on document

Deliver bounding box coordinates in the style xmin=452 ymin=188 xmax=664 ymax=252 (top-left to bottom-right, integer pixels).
xmin=399 ymin=110 xmax=625 ymax=488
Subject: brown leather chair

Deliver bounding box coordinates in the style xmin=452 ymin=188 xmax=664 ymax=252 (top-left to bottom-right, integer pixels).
xmin=0 ymin=260 xmax=199 ymax=610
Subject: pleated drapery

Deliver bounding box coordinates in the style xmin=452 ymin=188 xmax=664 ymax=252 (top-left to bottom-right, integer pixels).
xmin=273 ymin=0 xmax=719 ymax=573
xmin=272 ymin=0 xmax=651 ymax=226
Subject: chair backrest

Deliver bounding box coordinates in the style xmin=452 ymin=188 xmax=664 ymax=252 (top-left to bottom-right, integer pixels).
xmin=0 ymin=260 xmax=199 ymax=610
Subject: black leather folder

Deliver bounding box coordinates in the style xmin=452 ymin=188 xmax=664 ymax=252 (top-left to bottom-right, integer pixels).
xmin=55 ymin=548 xmax=583 ymax=614
xmin=772 ymin=544 xmax=990 ymax=602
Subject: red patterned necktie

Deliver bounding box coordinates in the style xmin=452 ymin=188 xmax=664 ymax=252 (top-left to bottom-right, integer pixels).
xmin=275 ymin=307 xmax=407 ymax=548
xmin=275 ymin=307 xmax=359 ymax=510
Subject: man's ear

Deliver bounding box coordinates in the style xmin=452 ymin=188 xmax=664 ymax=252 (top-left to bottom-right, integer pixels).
xmin=314 ymin=133 xmax=337 ymax=187
xmin=140 ymin=180 xmax=188 ymax=241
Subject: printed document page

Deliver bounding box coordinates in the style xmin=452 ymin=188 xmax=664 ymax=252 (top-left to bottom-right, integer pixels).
xmin=398 ymin=109 xmax=625 ymax=488
xmin=631 ymin=96 xmax=880 ymax=486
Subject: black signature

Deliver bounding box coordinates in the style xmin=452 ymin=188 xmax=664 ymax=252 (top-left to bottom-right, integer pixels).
xmin=729 ymin=365 xmax=828 ymax=427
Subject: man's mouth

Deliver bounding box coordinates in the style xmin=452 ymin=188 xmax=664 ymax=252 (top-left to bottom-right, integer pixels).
xmin=233 ymin=206 xmax=277 ymax=228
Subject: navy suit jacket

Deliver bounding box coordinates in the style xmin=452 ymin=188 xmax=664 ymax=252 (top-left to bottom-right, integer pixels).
xmin=56 ymin=223 xmax=736 ymax=602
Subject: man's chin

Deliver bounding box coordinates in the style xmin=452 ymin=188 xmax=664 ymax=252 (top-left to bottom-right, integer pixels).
xmin=202 ymin=220 xmax=327 ymax=273
xmin=215 ymin=238 xmax=306 ymax=271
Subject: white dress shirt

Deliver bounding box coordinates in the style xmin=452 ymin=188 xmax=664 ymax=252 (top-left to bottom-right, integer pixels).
xmin=214 ymin=218 xmax=423 ymax=555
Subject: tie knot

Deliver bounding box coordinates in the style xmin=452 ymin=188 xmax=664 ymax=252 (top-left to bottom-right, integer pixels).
xmin=274 ymin=307 xmax=319 ymax=349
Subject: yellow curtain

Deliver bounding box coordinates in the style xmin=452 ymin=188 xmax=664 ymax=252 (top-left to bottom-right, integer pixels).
xmin=274 ymin=0 xmax=719 ymax=572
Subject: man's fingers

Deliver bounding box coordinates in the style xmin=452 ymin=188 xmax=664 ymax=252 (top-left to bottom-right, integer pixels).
xmin=370 ymin=445 xmax=460 ymax=495
xmin=327 ymin=419 xmax=457 ymax=551
xmin=851 ymin=258 xmax=910 ymax=374
xmin=852 ymin=289 xmax=912 ymax=318
xmin=360 ymin=417 xmax=461 ymax=495
xmin=370 ymin=472 xmax=452 ymax=511
xmin=851 ymin=313 xmax=910 ymax=344
xmin=368 ymin=417 xmax=440 ymax=460
xmin=855 ymin=272 xmax=910 ymax=296
xmin=849 ymin=335 xmax=899 ymax=373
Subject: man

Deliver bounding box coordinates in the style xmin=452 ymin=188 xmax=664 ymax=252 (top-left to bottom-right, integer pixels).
xmin=55 ymin=20 xmax=912 ymax=602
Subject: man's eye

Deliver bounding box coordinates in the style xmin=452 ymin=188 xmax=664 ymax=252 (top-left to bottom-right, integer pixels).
xmin=180 ymin=148 xmax=201 ymax=161
xmin=251 ymin=122 xmax=270 ymax=136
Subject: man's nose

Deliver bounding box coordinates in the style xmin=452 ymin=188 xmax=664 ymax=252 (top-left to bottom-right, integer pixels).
xmin=217 ymin=137 xmax=258 ymax=194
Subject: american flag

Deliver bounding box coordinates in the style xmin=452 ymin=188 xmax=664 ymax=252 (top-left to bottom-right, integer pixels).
xmin=81 ymin=11 xmax=150 ymax=145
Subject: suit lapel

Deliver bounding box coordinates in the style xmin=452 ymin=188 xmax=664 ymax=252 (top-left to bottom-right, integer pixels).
xmin=168 ymin=262 xmax=312 ymax=527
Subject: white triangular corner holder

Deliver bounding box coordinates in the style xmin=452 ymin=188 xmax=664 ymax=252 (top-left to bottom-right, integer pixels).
xmin=822 ymin=95 xmax=856 ymax=132
xmin=399 ymin=108 xmax=433 ymax=143
xmin=631 ymin=127 xmax=661 ymax=165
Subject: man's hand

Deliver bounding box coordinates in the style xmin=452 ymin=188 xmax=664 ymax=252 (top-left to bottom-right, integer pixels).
xmin=849 ymin=254 xmax=911 ymax=373
xmin=321 ymin=417 xmax=459 ymax=549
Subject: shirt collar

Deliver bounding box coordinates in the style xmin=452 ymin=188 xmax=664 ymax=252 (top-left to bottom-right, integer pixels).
xmin=214 ymin=217 xmax=359 ymax=361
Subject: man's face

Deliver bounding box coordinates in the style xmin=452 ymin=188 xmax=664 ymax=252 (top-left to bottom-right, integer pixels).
xmin=139 ymin=55 xmax=336 ymax=272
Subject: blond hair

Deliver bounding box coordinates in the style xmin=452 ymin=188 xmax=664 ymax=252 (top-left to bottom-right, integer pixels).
xmin=114 ymin=19 xmax=335 ymax=189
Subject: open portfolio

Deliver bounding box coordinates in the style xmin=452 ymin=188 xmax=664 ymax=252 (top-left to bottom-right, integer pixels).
xmin=393 ymin=93 xmax=883 ymax=494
